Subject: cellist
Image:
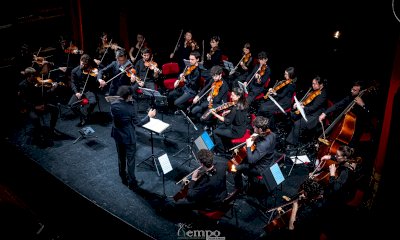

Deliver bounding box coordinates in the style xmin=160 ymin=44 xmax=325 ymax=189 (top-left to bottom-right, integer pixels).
xmin=232 ymin=116 xmax=277 ymax=193
xmin=286 ymin=76 xmax=328 ymax=148
xmin=318 ymin=80 xmax=371 ymax=148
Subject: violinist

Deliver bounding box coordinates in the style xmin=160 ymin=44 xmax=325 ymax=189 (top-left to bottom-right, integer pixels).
xmin=258 ymin=67 xmax=296 ymax=120
xmin=97 ymin=49 xmax=138 ymax=96
xmin=133 ymin=47 xmax=159 ymax=90
xmin=68 ymin=54 xmax=100 ymax=127
xmin=94 ymin=32 xmax=119 ymax=68
xmin=191 ymin=65 xmax=229 ymax=122
xmin=233 ymin=116 xmax=277 ymax=193
xmin=212 ymin=87 xmax=248 ymax=154
xmin=201 ymin=36 xmax=223 ymax=84
xmin=163 ymin=149 xmax=227 ymax=216
xmin=169 ymin=30 xmax=199 ymax=72
xmin=285 ymin=179 xmax=324 ymax=239
xmin=129 ymin=32 xmax=148 ymax=63
xmin=17 ymin=67 xmax=61 ymax=147
xmin=167 ymin=51 xmax=201 ymax=113
xmin=318 ymin=81 xmax=372 ymax=148
xmin=243 ymin=51 xmax=271 ymax=105
xmin=286 ymin=76 xmax=328 ymax=148
xmin=228 ymin=42 xmax=253 ymax=89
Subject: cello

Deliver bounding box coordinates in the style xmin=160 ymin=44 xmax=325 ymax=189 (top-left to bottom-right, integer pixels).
xmin=317 ymin=85 xmax=376 ymax=159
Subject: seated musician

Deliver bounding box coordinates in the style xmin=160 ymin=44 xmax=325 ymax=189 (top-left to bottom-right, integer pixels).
xmin=212 ymin=87 xmax=248 ymax=154
xmin=284 ymin=179 xmax=325 ymax=239
xmin=18 ymin=67 xmax=61 ymax=146
xmin=233 ymin=116 xmax=277 ymax=192
xmin=242 ymin=51 xmax=271 ymax=105
xmin=133 ymin=47 xmax=161 ymax=90
xmin=286 ymin=76 xmax=328 ymax=148
xmin=167 ymin=51 xmax=201 ymax=113
xmin=97 ymin=49 xmax=137 ymax=96
xmin=68 ymin=54 xmax=99 ymax=127
xmin=312 ymin=145 xmax=362 ymax=239
xmin=165 ymin=149 xmax=227 ymax=216
xmin=228 ymin=42 xmax=254 ymax=90
xmin=258 ymin=67 xmax=296 ymax=119
xmin=191 ymin=65 xmax=229 ymax=124
xmin=318 ymin=80 xmax=372 ymax=148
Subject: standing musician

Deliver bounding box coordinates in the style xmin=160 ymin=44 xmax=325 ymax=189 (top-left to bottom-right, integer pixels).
xmin=166 ymin=149 xmax=227 ymax=215
xmin=133 ymin=47 xmax=160 ymax=90
xmin=167 ymin=51 xmax=201 ymax=113
xmin=228 ymin=42 xmax=254 ymax=90
xmin=212 ymin=87 xmax=248 ymax=154
xmin=318 ymin=80 xmax=371 ymax=148
xmin=94 ymin=32 xmax=121 ymax=69
xmin=286 ymin=76 xmax=328 ymax=147
xmin=243 ymin=51 xmax=271 ymax=105
xmin=97 ymin=49 xmax=136 ymax=96
xmin=68 ymin=54 xmax=100 ymax=127
xmin=169 ymin=30 xmax=199 ymax=72
xmin=18 ymin=67 xmax=61 ymax=146
xmin=258 ymin=67 xmax=296 ymax=120
xmin=191 ymin=65 xmax=229 ymax=122
xmin=202 ymin=36 xmax=223 ymax=84
xmin=233 ymin=116 xmax=277 ymax=192
xmin=129 ymin=32 xmax=149 ymax=63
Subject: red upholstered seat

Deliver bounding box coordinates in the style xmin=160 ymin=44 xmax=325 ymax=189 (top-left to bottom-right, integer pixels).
xmin=231 ymin=129 xmax=251 ymax=144
xmin=162 ymin=62 xmax=180 ymax=90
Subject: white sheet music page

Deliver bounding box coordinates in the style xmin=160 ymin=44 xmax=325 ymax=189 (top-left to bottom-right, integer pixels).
xmin=158 ymin=153 xmax=173 ymax=174
xmin=290 ymin=155 xmax=311 ymax=164
xmin=142 ymin=118 xmax=170 ymax=134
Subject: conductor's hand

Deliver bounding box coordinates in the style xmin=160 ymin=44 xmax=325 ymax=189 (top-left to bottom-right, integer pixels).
xmin=148 ymin=108 xmax=156 ymax=118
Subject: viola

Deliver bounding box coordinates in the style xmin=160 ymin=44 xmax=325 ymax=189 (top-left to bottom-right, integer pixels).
xmin=294 ymin=89 xmax=322 ymax=115
xmin=263 ymin=79 xmax=292 ymax=100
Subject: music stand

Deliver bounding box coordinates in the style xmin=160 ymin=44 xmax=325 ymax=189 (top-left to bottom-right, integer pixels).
xmin=139 ymin=87 xmax=168 ymax=121
xmin=136 ymin=118 xmax=170 ymax=176
xmin=158 ymin=153 xmax=173 ymax=197
xmin=288 ymin=154 xmax=311 ymax=176
xmin=73 ymin=126 xmax=96 ymax=144
xmin=173 ymin=110 xmax=199 ymax=166
xmin=223 ymin=60 xmax=235 ymax=73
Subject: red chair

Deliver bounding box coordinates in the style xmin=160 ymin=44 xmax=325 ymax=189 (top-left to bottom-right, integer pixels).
xmin=254 ymin=78 xmax=271 ymax=101
xmin=196 ymin=191 xmax=238 ymax=226
xmin=162 ymin=62 xmax=180 ymax=90
xmin=231 ymin=129 xmax=251 ymax=145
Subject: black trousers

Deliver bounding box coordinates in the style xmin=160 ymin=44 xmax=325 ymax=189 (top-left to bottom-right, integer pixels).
xmin=115 ymin=142 xmax=138 ymax=185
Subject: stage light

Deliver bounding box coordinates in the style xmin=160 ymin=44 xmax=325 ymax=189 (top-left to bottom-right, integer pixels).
xmin=333 ymin=30 xmax=341 ymax=39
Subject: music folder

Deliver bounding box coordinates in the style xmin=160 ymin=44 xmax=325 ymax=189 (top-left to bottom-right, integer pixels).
xmin=194 ymin=131 xmax=215 ymax=151
xmin=262 ymin=163 xmax=285 ymax=191
xmin=142 ymin=118 xmax=170 ymax=134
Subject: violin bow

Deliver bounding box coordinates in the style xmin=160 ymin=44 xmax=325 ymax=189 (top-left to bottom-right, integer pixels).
xmin=133 ymin=38 xmax=145 ymax=63
xmin=230 ymin=54 xmax=245 ymax=75
xmin=172 ymin=30 xmax=183 ymax=57
xmin=99 ymin=39 xmax=113 ymax=65
xmin=31 ymin=47 xmax=42 ymax=67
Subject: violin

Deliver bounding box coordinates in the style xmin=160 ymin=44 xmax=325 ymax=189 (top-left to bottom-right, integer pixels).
xmin=35 ymin=77 xmax=65 ymax=88
xmin=201 ymin=101 xmax=235 ymax=120
xmin=207 ymin=80 xmax=223 ymax=109
xmin=185 ymin=40 xmax=199 ymax=50
xmin=259 ymin=64 xmax=267 ymax=77
xmin=263 ymin=79 xmax=292 ymax=100
xmin=242 ymin=53 xmax=251 ymax=64
xmin=294 ymin=89 xmax=322 ymax=114
xmin=144 ymin=60 xmax=161 ymax=73
xmin=32 ymin=56 xmax=51 ymax=66
xmin=83 ymin=67 xmax=98 ymax=77
xmin=125 ymin=68 xmax=137 ymax=78
xmin=64 ymin=45 xmax=83 ymax=54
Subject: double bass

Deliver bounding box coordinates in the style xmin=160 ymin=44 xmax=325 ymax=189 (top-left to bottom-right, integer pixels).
xmin=317 ymin=85 xmax=376 ymax=159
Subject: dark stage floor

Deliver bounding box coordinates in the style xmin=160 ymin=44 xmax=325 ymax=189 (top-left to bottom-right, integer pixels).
xmin=2 ymin=92 xmax=382 ymax=240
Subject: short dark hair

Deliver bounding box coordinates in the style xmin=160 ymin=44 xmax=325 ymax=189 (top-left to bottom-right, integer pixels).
xmin=210 ymin=65 xmax=223 ymax=76
xmin=252 ymin=116 xmax=270 ymax=131
xmin=117 ymin=85 xmax=133 ymax=100
xmin=196 ymin=149 xmax=214 ymax=168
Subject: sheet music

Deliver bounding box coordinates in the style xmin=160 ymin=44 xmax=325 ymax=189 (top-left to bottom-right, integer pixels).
xmin=223 ymin=60 xmax=235 ymax=72
xmin=290 ymin=155 xmax=311 ymax=164
xmin=294 ymin=95 xmax=308 ymax=122
xmin=142 ymin=118 xmax=170 ymax=134
xmin=158 ymin=153 xmax=173 ymax=174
